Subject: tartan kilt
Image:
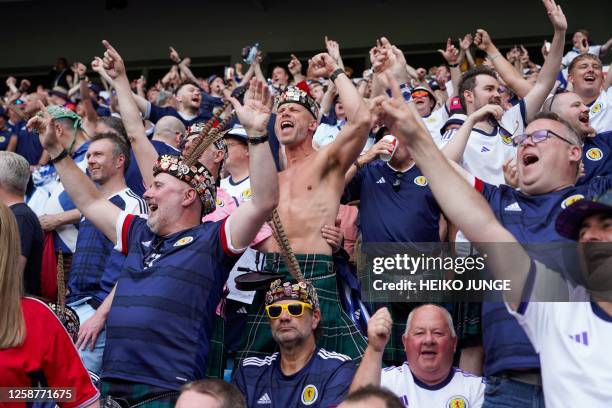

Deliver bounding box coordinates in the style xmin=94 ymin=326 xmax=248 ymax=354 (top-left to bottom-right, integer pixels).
xmin=237 ymin=253 xmax=367 ymax=362
xmin=205 ymin=313 xmax=226 ymax=379
xmin=100 ymin=380 xmax=178 ymax=407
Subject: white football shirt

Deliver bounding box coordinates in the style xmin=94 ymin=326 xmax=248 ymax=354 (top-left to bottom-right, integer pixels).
xmin=439 ymin=101 xmax=524 ymax=185
xmin=588 ymin=88 xmax=612 ymax=135
xmin=381 ymin=363 xmax=485 ymax=407
xmin=422 ymin=106 xmax=449 ymax=147
xmin=508 ymin=299 xmax=612 ymax=406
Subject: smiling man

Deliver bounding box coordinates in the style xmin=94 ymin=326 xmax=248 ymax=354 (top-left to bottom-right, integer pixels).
xmin=233 ymin=279 xmax=357 ymax=407
xmin=349 ymin=305 xmax=484 ymax=407
xmin=26 ymin=40 xmax=279 ymax=406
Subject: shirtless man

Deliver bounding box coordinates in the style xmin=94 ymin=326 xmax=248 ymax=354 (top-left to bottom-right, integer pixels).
xmin=241 ymin=53 xmax=372 ymax=360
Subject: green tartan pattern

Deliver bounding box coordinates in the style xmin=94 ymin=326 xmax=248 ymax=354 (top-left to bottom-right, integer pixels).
xmin=205 ymin=313 xmax=226 ymax=379
xmin=237 ymin=253 xmax=367 ymax=362
xmin=100 ymin=380 xmax=178 ymax=407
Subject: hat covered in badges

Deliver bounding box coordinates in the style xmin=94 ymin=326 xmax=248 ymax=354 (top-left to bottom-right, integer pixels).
xmin=275 ymin=86 xmax=319 ymax=119
xmin=556 ymin=190 xmax=612 ymax=241
xmin=153 ymin=154 xmax=217 ymax=215
xmin=265 ymin=279 xmax=320 ymax=311
xmin=47 ymin=104 xmax=83 ymax=126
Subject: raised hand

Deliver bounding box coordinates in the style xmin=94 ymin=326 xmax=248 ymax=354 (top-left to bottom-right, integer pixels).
xmin=26 ymin=101 xmax=61 ymax=153
xmin=325 ymin=36 xmax=342 ymax=64
xmin=91 ymin=57 xmax=105 ymax=73
xmin=542 ymin=0 xmax=567 ymax=32
xmin=503 ymin=157 xmax=519 ymax=188
xmin=519 ymin=46 xmax=530 ymax=64
xmin=459 ymin=33 xmax=473 ymax=51
xmin=287 ymin=54 xmax=303 ymax=76
xmin=474 ymin=29 xmax=495 ymax=54
xmin=469 ymin=103 xmax=505 ymax=123
xmin=74 ymin=62 xmax=87 ymax=77
xmin=169 ymin=46 xmax=181 ymax=63
xmin=307 ymin=53 xmax=340 ymax=79
xmin=19 ymin=79 xmax=31 ymax=91
xmin=136 ymin=75 xmax=146 ymax=89
xmin=367 ymin=307 xmax=392 ymax=353
xmin=5 ymin=76 xmax=16 ymax=87
xmin=438 ymin=38 xmax=459 ymax=65
xmin=101 ymin=40 xmax=126 ymax=80
xmin=229 ymin=78 xmax=272 ymax=135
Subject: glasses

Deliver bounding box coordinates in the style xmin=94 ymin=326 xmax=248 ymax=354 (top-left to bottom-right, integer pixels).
xmin=265 ymin=302 xmax=313 ymax=319
xmin=411 ymin=90 xmax=430 ymax=99
xmin=512 ymin=129 xmax=575 ymax=147
xmin=393 ymin=172 xmax=404 ymax=192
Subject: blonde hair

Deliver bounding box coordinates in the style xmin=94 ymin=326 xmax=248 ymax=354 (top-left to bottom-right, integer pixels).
xmin=0 ymin=202 xmax=25 ymax=348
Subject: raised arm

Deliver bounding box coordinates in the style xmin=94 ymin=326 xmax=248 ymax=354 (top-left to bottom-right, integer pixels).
xmin=522 ymin=0 xmax=567 ymax=121
xmin=171 ymin=47 xmax=201 ymax=85
xmin=287 ymin=54 xmax=306 ymax=84
xmin=377 ymin=73 xmax=531 ymax=306
xmin=474 ymin=29 xmax=533 ymax=98
xmin=441 ymin=104 xmax=505 ymax=163
xmin=438 ymin=38 xmax=462 ymax=100
xmin=600 ymin=37 xmax=612 ymax=56
xmin=27 ymin=102 xmax=119 ymax=243
xmin=349 ymin=307 xmax=391 ymax=392
xmin=227 ymin=79 xmax=279 ymax=249
xmin=102 ymin=40 xmax=159 ymax=188
xmin=459 ymin=34 xmax=476 ymax=68
xmin=310 ymin=53 xmax=372 ymax=173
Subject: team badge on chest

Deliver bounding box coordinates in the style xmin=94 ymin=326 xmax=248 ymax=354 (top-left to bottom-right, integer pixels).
xmin=301 ymin=384 xmax=318 ymax=405
xmin=174 ymin=236 xmax=194 ymax=246
xmin=586 ymin=147 xmax=603 ymax=161
xmin=414 ymin=176 xmax=428 ymax=186
xmin=447 ymin=395 xmax=468 ymax=407
xmin=561 ymin=194 xmax=585 ymax=209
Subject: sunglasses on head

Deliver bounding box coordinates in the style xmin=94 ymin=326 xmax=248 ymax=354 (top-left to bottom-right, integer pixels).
xmin=411 ymin=90 xmax=430 ymax=99
xmin=265 ymin=302 xmax=313 ymax=319
xmin=512 ymin=129 xmax=575 ymax=147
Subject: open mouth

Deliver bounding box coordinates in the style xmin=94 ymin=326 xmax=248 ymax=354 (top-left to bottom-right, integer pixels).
xmin=523 ymin=154 xmax=539 ymax=166
xmin=420 ymin=350 xmax=437 ymax=358
xmin=579 ymin=111 xmax=590 ymax=124
xmin=280 ymin=121 xmax=294 ymax=130
xmin=584 ymin=74 xmax=596 ymax=84
xmin=149 ymin=203 xmax=158 ymax=212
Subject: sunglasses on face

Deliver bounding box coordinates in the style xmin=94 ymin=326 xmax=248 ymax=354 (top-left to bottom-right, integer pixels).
xmin=393 ymin=172 xmax=404 ymax=192
xmin=265 ymin=302 xmax=313 ymax=319
xmin=512 ymin=129 xmax=575 ymax=147
xmin=411 ymin=90 xmax=430 ymax=99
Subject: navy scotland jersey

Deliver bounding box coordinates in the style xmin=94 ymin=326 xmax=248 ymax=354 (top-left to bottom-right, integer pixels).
xmin=125 ymin=140 xmax=180 ymax=197
xmin=67 ymin=189 xmax=147 ymax=305
xmin=101 ymin=213 xmax=240 ymax=390
xmin=578 ymin=131 xmax=612 ymax=184
xmin=233 ymin=348 xmax=356 ymax=407
xmin=345 ymin=160 xmax=440 ymax=243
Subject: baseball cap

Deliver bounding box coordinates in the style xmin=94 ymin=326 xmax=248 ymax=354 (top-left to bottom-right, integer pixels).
xmin=224 ymin=124 xmax=248 ymax=143
xmin=440 ymin=113 xmax=467 ymax=135
xmin=555 ymin=190 xmax=612 ymax=241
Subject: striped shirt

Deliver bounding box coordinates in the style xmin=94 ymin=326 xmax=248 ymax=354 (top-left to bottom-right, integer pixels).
xmin=67 ymin=188 xmax=147 ymax=305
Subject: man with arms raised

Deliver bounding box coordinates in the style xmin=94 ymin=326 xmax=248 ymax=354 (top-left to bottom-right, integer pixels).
xmin=443 ymin=1 xmax=566 ymax=186
xmin=350 ymin=305 xmax=484 ymax=407
xmin=241 ymin=53 xmax=372 ymax=360
xmin=370 ymin=55 xmax=612 ymax=406
xmin=27 ymin=40 xmax=279 ymax=405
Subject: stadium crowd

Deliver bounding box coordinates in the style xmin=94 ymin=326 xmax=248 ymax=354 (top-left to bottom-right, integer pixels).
xmin=1 ymin=0 xmax=612 ymax=406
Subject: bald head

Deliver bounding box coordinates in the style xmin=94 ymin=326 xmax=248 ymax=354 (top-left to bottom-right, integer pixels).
xmin=153 ymin=116 xmax=185 ymax=148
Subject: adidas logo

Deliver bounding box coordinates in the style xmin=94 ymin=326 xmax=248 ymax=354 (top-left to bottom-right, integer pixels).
xmin=236 ymin=306 xmax=248 ymax=314
xmin=257 ymin=393 xmax=272 ymax=404
xmin=504 ymin=202 xmax=521 ymax=212
xmin=481 ymin=146 xmax=490 ymax=153
xmin=376 ymin=177 xmax=386 ymax=184
xmin=569 ymin=331 xmax=589 ymax=346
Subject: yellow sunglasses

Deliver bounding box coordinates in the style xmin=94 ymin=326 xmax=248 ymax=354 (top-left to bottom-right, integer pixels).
xmin=265 ymin=302 xmax=313 ymax=319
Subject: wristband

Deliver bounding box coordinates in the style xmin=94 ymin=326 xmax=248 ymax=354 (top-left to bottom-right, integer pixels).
xmin=448 ymin=63 xmax=459 ymax=68
xmin=330 ymin=68 xmax=346 ymax=83
xmin=248 ymin=134 xmax=269 ymax=145
xmin=354 ymin=158 xmax=364 ymax=170
xmin=50 ymin=149 xmax=69 ymax=164
xmin=488 ymin=53 xmax=502 ymax=62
